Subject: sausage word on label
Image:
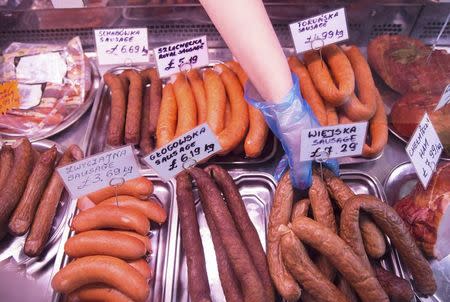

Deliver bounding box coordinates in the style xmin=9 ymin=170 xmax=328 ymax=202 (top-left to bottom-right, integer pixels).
xmin=143 ymin=123 xmax=221 ymax=181
xmin=300 ymin=121 xmax=368 ymax=161
xmin=57 ymin=145 xmax=141 ymax=198
xmin=435 ymin=84 xmax=450 ymax=111
xmin=154 ymin=35 xmax=209 ymax=78
xmin=406 ymin=113 xmax=443 ymax=189
xmin=94 ymin=28 xmax=149 ymax=65
xmin=289 ymin=7 xmax=349 ymax=54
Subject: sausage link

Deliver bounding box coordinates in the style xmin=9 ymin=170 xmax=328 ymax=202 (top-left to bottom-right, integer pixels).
xmin=175 ymin=172 xmax=212 ymax=302
xmin=373 ymin=264 xmax=414 ymax=302
xmin=87 ymin=177 xmax=153 ymax=203
xmin=156 ymin=83 xmax=177 ymax=148
xmin=291 ymin=199 xmax=310 ymax=222
xmin=187 ymin=69 xmax=208 ymax=124
xmin=337 ymin=275 xmax=359 ymax=302
xmin=0 ymin=145 xmax=14 ymax=188
xmin=205 ymin=165 xmax=274 ymax=301
xmin=204 ymin=69 xmax=227 ymax=134
xmin=128 ymin=258 xmax=153 ymax=280
xmin=325 ymin=103 xmax=338 ymax=126
xmin=0 ymin=138 xmax=34 ymax=239
xmin=139 ymin=85 xmax=153 ymax=154
xmin=24 ymin=145 xmax=83 ymax=257
xmin=173 ymin=73 xmax=197 ymax=137
xmin=187 ymin=167 xmax=266 ymax=302
xmin=51 ymin=255 xmax=149 ymax=302
xmin=120 ymin=69 xmax=144 ymax=144
xmin=67 ymin=286 xmax=134 ymax=302
xmin=362 ymin=89 xmax=388 ymax=158
xmin=115 ymin=231 xmax=152 ymax=253
xmin=104 ymin=73 xmax=127 ymax=146
xmin=8 ymin=146 xmax=58 ymax=236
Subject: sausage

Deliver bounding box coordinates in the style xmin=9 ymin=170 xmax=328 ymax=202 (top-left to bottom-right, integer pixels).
xmin=321 ymin=168 xmax=387 ymax=259
xmin=338 ymin=109 xmax=353 ymax=124
xmin=8 ymin=146 xmax=58 ymax=236
xmin=24 ymin=145 xmax=84 ymax=257
xmin=325 ymin=103 xmax=339 ymax=126
xmin=141 ymin=68 xmax=162 ymax=135
xmin=119 ymin=69 xmax=144 ymax=144
xmin=104 ymin=73 xmax=127 ymax=146
xmin=337 ymin=275 xmax=359 ymax=302
xmin=291 ymin=199 xmax=310 ymax=222
xmin=197 ymin=173 xmax=243 ymax=302
xmin=373 ymin=264 xmax=414 ymax=302
xmin=175 ymin=172 xmax=212 ymax=302
xmin=280 ymin=227 xmax=348 ymax=302
xmin=304 ymin=45 xmax=354 ymax=106
xmin=215 ymin=64 xmax=249 ymax=154
xmin=64 ymin=230 xmax=146 ymax=260
xmin=115 ymin=231 xmax=152 ymax=253
xmin=187 ymin=167 xmax=266 ymax=302
xmin=203 ymin=68 xmax=227 ymax=134
xmin=128 ymin=258 xmax=153 ymax=280
xmin=288 ymin=55 xmax=328 ymax=126
xmin=98 ymin=195 xmax=166 ymax=224
xmin=139 ymin=85 xmax=153 ymax=154
xmin=87 ymin=176 xmax=153 ymax=203
xmin=341 ymin=45 xmax=377 ymax=121
xmin=71 ymin=205 xmax=150 ymax=235
xmin=51 ymin=255 xmax=149 ymax=302
xmin=0 ymin=138 xmax=33 ymax=239
xmin=205 ymin=164 xmax=274 ymax=301
xmin=0 ymin=145 xmax=14 ymax=188
xmin=173 ymin=73 xmax=197 ymax=137
xmin=289 ymin=216 xmax=388 ymax=302
xmin=268 ymin=171 xmax=301 ymax=302
xmin=156 ymin=83 xmax=177 ymax=148
xmin=340 ymin=194 xmax=436 ymax=296
xmin=362 ymin=89 xmax=388 ymax=158
xmin=67 ymin=286 xmax=134 ymax=302
xmin=187 ymin=69 xmax=208 ymax=124
xmin=225 ymin=61 xmax=249 ymax=86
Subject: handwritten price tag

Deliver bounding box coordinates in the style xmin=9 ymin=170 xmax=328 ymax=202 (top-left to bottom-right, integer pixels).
xmin=0 ymin=80 xmax=20 ymax=114
xmin=300 ymin=122 xmax=368 ymax=161
xmin=435 ymin=84 xmax=450 ymax=111
xmin=154 ymin=35 xmax=209 ymax=78
xmin=143 ymin=123 xmax=221 ymax=181
xmin=94 ymin=28 xmax=149 ymax=65
xmin=406 ymin=113 xmax=443 ymax=189
xmin=289 ymin=7 xmax=349 ymax=53
xmin=57 ymin=145 xmax=141 ymax=198
xmin=51 ymin=0 xmax=84 ymax=8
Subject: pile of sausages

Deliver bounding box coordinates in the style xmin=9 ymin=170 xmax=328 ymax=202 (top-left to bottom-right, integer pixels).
xmin=51 ymin=177 xmax=167 ymax=302
xmin=0 ymin=138 xmax=83 ymax=257
xmin=289 ymin=45 xmax=388 ymax=158
xmin=176 ymin=165 xmax=274 ymax=302
xmin=269 ymin=168 xmax=437 ymax=302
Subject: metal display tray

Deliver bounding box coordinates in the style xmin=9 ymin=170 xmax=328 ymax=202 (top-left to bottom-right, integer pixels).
xmin=384 ymin=162 xmax=449 ymax=302
xmin=1 ymin=58 xmax=100 ymax=143
xmin=0 ymin=139 xmax=72 ymax=280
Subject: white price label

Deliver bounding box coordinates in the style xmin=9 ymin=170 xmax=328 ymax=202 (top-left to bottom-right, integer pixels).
xmin=300 ymin=122 xmax=368 ymax=161
xmin=57 ymin=145 xmax=141 ymax=198
xmin=94 ymin=28 xmax=149 ymax=65
xmin=154 ymin=36 xmax=209 ymax=78
xmin=406 ymin=113 xmax=443 ymax=189
xmin=289 ymin=8 xmax=349 ymax=54
xmin=51 ymin=0 xmax=84 ymax=8
xmin=143 ymin=123 xmax=221 ymax=181
xmin=435 ymin=84 xmax=450 ymax=111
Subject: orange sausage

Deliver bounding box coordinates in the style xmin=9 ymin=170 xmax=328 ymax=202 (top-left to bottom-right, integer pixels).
xmin=225 ymin=61 xmax=249 ymax=86
xmin=119 ymin=70 xmax=144 ymax=144
xmin=104 ymin=73 xmax=127 ymax=146
xmin=288 ymin=55 xmax=328 ymax=126
xmin=71 ymin=206 xmax=150 ymax=235
xmin=156 ymin=83 xmax=178 ymax=148
xmin=99 ymin=195 xmax=167 ymax=224
xmin=304 ymin=45 xmax=355 ymax=106
xmin=326 ymin=102 xmax=339 ymax=126
xmin=215 ymin=64 xmax=249 ymax=154
xmin=362 ymin=89 xmax=388 ymax=158
xmin=187 ymin=69 xmax=208 ymax=124
xmin=51 ymin=255 xmax=149 ymax=302
xmin=115 ymin=231 xmax=152 ymax=253
xmin=87 ymin=177 xmax=153 ymax=203
xmin=204 ymin=68 xmax=227 ymax=134
xmin=224 ymin=98 xmax=232 ymax=127
xmin=64 ymin=230 xmax=146 ymax=260
xmin=341 ymin=45 xmax=377 ymax=121
xmin=173 ymin=73 xmax=197 ymax=137
xmin=128 ymin=258 xmax=153 ymax=280
xmin=67 ymin=286 xmax=134 ymax=302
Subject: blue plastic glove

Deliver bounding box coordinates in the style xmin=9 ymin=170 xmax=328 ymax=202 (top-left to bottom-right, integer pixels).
xmin=245 ymin=73 xmax=339 ymax=189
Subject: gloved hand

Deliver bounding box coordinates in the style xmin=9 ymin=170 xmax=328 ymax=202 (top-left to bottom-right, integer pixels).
xmin=245 ymin=73 xmax=339 ymax=189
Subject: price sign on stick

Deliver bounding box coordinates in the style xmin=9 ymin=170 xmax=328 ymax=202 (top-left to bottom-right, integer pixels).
xmin=94 ymin=28 xmax=149 ymax=65
xmin=143 ymin=123 xmax=221 ymax=181
xmin=435 ymin=84 xmax=450 ymax=111
xmin=154 ymin=36 xmax=209 ymax=78
xmin=57 ymin=145 xmax=141 ymax=198
xmin=289 ymin=7 xmax=349 ymax=53
xmin=406 ymin=113 xmax=443 ymax=189
xmin=300 ymin=122 xmax=368 ymax=161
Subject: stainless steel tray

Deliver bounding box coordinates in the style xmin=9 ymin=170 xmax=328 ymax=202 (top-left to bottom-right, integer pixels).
xmin=0 ymin=139 xmax=72 ymax=277
xmin=50 ymin=174 xmax=176 ymax=302
xmin=384 ymin=162 xmax=449 ymax=302
xmin=1 ymin=58 xmax=100 ymax=143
